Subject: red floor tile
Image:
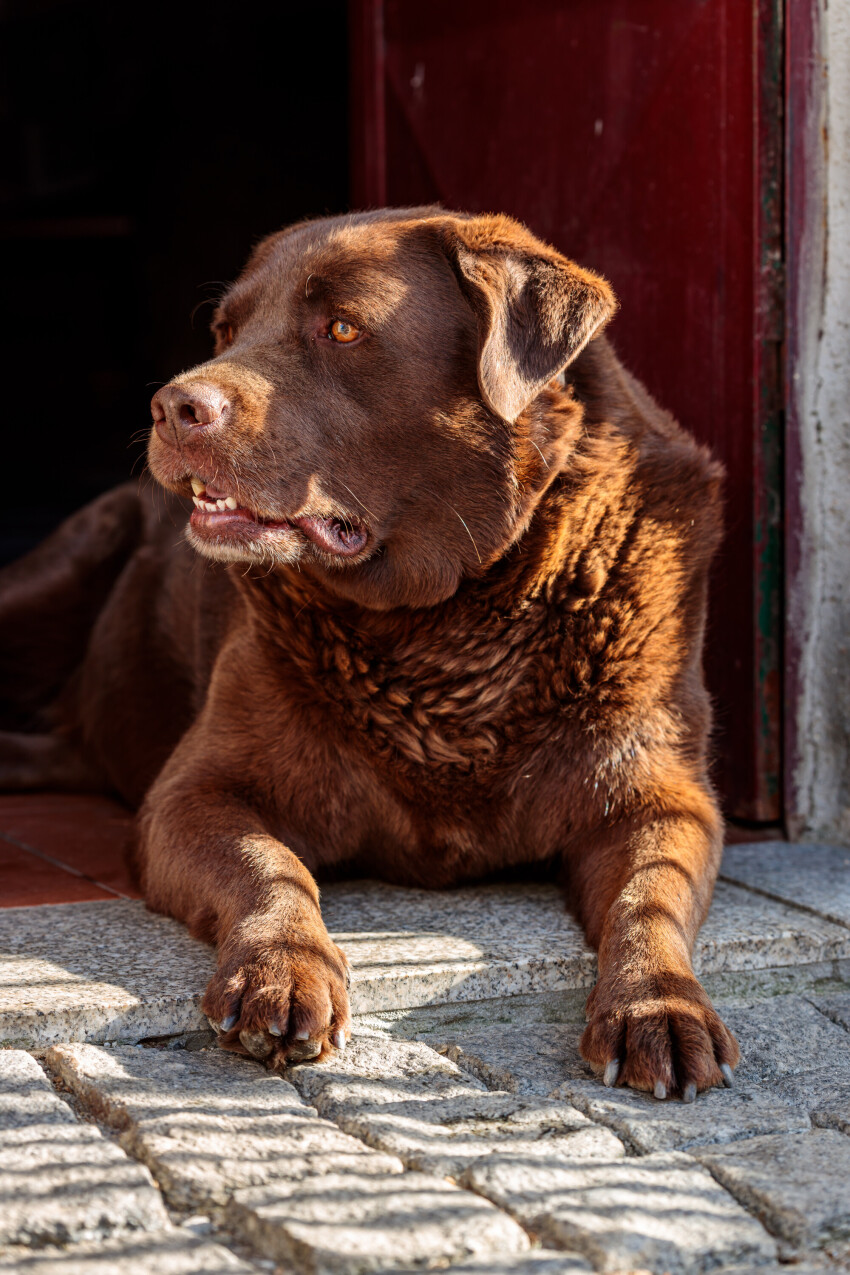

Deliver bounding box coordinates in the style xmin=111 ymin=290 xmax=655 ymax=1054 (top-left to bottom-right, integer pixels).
xmin=0 ymin=793 xmax=140 ymax=902
xmin=0 ymin=836 xmax=118 ymax=907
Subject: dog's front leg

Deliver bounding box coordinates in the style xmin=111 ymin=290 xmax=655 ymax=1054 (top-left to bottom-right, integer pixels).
xmin=137 ymin=777 xmax=350 ymax=1066
xmin=567 ymin=790 xmax=739 ymax=1100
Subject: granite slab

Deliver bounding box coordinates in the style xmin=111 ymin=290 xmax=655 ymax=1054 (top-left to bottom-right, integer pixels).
xmin=0 ymin=900 xmax=214 ymax=1048
xmin=721 ymin=842 xmax=850 ymax=930
xmin=4 ymin=876 xmax=850 ymax=1049
xmin=0 ymin=1049 xmax=169 ymax=1246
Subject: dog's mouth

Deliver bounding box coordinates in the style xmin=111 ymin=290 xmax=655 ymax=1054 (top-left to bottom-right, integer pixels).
xmin=187 ymin=477 xmax=368 ymax=558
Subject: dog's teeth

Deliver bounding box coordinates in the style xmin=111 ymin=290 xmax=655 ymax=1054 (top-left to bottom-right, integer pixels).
xmin=192 ymin=497 xmax=204 ymax=509
xmin=190 ymin=477 xmax=205 ymax=496
xmin=203 ymin=501 xmax=218 ymax=512
xmin=216 ymin=499 xmax=227 ymax=512
xmin=225 ymin=496 xmax=238 ymax=510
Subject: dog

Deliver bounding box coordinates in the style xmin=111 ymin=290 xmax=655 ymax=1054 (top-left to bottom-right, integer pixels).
xmin=0 ymin=206 xmax=739 ymax=1099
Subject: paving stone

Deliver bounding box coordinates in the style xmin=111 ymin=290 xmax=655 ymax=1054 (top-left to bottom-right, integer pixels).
xmin=771 ymin=1064 xmax=850 ymax=1133
xmin=696 ymin=1128 xmax=850 ymax=1247
xmin=462 ymin=1150 xmax=777 ymax=1274
xmin=5 ymin=874 xmax=850 ymax=1049
xmin=46 ymin=1043 xmax=402 ymax=1210
xmin=721 ymin=841 xmax=850 ymax=929
xmin=718 ymin=996 xmax=850 ymax=1085
xmin=415 ymin=1016 xmax=812 ymax=1153
xmin=559 ymin=1074 xmax=810 ymax=1153
xmin=0 ymin=1234 xmax=254 ymax=1273
xmin=228 ymin=1170 xmax=530 ymax=1273
xmin=713 ymin=1267 xmax=827 ymax=1275
xmin=808 ymin=989 xmax=850 ymax=1031
xmin=435 ymin=1023 xmax=590 ymax=1097
xmin=286 ymin=1035 xmax=487 ymax=1112
xmin=0 ymin=1049 xmax=169 ymax=1246
xmin=335 ymin=1094 xmax=623 ymax=1179
xmin=432 ymin=1254 xmax=593 ymax=1274
xmin=286 ymin=1035 xmax=622 ymax=1177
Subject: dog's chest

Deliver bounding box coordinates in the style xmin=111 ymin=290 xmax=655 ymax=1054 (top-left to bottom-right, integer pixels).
xmin=279 ymin=594 xmax=621 ymax=803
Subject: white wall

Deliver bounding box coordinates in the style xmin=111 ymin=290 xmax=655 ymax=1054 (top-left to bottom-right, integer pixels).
xmin=791 ymin=0 xmax=850 ymax=843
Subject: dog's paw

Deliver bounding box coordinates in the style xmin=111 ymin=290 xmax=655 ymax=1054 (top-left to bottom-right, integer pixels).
xmin=580 ymin=969 xmax=739 ymax=1101
xmin=201 ymin=927 xmax=351 ymax=1067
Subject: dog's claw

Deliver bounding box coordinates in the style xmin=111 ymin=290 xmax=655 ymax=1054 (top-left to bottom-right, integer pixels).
xmin=293 ymin=1029 xmax=310 ymax=1041
xmin=332 ymin=1030 xmax=346 ymax=1052
xmin=240 ymin=1029 xmax=273 ymax=1059
xmin=603 ymin=1060 xmax=619 ymax=1087
xmin=683 ymin=1082 xmax=697 ymax=1103
xmin=287 ymin=1037 xmax=322 ymax=1062
xmin=654 ymin=1080 xmax=667 ymax=1101
xmin=268 ymin=1022 xmax=283 ymax=1036
xmin=720 ymin=1063 xmax=735 ymax=1088
xmin=220 ymin=1014 xmax=237 ymax=1032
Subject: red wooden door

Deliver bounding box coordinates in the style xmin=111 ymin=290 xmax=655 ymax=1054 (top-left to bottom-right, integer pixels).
xmin=350 ymin=0 xmax=784 ymax=821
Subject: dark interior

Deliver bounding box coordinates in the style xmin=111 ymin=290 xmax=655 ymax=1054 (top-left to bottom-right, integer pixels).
xmin=0 ymin=0 xmax=350 ymax=564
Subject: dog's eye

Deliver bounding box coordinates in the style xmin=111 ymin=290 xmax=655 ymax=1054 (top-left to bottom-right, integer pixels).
xmin=215 ymin=323 xmax=233 ymax=349
xmin=328 ymin=319 xmax=361 ymax=344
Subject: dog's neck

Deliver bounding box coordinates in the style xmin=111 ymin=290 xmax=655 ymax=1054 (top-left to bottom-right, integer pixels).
xmin=237 ymin=416 xmax=640 ymax=776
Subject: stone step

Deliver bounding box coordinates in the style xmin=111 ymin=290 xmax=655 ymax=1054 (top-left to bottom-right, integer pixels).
xmin=3 ymin=867 xmax=850 ymax=1049
xmin=720 ymin=841 xmax=850 ymax=930
xmin=0 ymin=1050 xmax=169 ymax=1247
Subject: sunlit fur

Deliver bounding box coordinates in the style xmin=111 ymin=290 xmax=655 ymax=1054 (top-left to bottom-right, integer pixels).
xmin=0 ymin=208 xmax=738 ymax=1096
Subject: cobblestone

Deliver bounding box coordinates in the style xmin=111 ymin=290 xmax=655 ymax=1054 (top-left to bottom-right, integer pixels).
xmin=0 ymin=1234 xmax=255 ymax=1273
xmin=770 ymin=1065 xmax=850 ymax=1133
xmin=5 ymin=843 xmax=850 ymax=1274
xmin=228 ymin=1171 xmax=530 ymax=1273
xmin=560 ymin=1075 xmax=810 ymax=1152
xmin=287 ymin=1036 xmax=623 ymax=1176
xmin=697 ymin=1128 xmax=850 ymax=1248
xmin=0 ymin=1049 xmax=169 ymax=1246
xmin=462 ymin=1149 xmax=776 ymax=1273
xmin=718 ymin=996 xmax=850 ymax=1085
xmin=808 ymin=989 xmax=850 ymax=1031
xmin=46 ymin=1043 xmax=403 ymax=1209
xmin=432 ymin=1254 xmax=593 ymax=1273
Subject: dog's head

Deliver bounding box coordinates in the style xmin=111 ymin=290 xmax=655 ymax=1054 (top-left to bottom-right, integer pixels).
xmin=147 ymin=208 xmax=615 ymax=608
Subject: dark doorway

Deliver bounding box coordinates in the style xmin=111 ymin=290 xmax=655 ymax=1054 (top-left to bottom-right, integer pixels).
xmin=0 ymin=0 xmax=350 ymax=562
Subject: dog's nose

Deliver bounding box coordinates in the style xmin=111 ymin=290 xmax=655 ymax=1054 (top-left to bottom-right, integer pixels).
xmin=151 ymin=383 xmax=228 ymax=444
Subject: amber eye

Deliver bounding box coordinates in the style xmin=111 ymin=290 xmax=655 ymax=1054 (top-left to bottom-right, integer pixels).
xmin=328 ymin=318 xmax=361 ymax=344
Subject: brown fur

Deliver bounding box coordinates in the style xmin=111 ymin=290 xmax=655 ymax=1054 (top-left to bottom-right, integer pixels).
xmin=0 ymin=207 xmax=738 ymax=1095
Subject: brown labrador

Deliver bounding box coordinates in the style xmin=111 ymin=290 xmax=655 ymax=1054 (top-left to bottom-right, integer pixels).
xmin=0 ymin=206 xmax=738 ymax=1099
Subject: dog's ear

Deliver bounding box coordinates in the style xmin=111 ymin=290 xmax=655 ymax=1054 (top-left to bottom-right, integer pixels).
xmin=435 ymin=215 xmax=617 ymax=422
